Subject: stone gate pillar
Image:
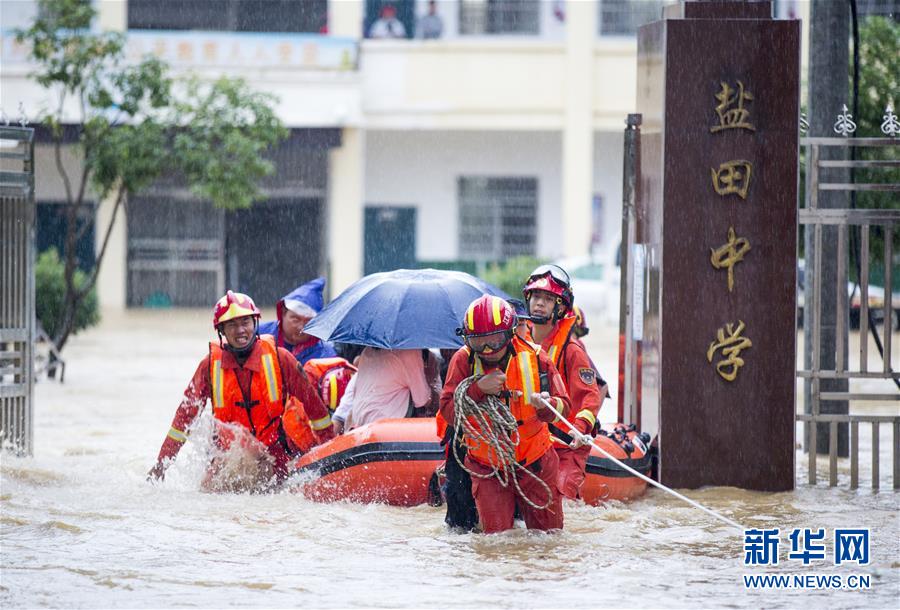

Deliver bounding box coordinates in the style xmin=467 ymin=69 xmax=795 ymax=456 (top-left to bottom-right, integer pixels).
xmin=635 ymin=1 xmax=800 ymax=491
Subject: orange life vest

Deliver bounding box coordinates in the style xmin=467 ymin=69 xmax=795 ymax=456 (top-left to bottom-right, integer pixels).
xmin=208 ymin=336 xmax=288 ymax=449
xmin=543 ymin=315 xmax=577 ymax=370
xmin=462 ymin=337 xmax=551 ymax=467
xmin=540 ymin=315 xmax=600 ymax=438
xmin=303 ymin=357 xmax=356 ymax=383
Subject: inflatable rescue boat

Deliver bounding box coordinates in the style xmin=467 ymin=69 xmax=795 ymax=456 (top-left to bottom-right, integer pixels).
xmin=289 ymin=418 xmax=651 ymax=506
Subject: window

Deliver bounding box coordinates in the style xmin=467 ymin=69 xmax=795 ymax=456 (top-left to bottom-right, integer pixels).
xmin=459 ymin=0 xmax=540 ymax=35
xmin=458 ymin=177 xmax=537 ymax=261
xmin=128 ymin=0 xmax=327 ymax=33
xmin=598 ymin=0 xmax=667 ymax=36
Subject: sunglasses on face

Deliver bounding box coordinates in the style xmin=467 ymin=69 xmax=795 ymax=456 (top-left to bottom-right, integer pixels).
xmin=465 ymin=331 xmax=511 ymax=354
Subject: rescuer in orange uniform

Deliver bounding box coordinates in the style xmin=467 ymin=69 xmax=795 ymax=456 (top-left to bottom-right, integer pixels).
xmin=439 ymin=295 xmax=569 ymax=533
xmin=148 ymin=291 xmax=335 ymax=485
xmin=524 ymin=265 xmax=608 ymax=500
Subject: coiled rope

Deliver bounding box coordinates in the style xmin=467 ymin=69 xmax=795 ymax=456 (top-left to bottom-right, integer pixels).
xmin=451 ymin=376 xmax=553 ymax=511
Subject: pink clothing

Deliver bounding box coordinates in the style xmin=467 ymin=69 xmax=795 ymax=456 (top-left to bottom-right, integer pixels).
xmin=345 ymin=348 xmax=431 ymax=428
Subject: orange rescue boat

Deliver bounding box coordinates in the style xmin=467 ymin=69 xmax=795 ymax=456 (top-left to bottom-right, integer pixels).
xmin=290 ymin=418 xmax=651 ymax=506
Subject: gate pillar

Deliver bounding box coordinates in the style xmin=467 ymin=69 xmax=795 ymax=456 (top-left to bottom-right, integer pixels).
xmin=634 ymin=1 xmax=799 ymax=490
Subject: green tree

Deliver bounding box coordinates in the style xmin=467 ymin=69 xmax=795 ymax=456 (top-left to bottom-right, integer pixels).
xmin=853 ymin=16 xmax=899 ymax=277
xmin=35 ymin=248 xmax=99 ymax=340
xmin=16 ymin=0 xmax=288 ymax=352
xmin=481 ymin=256 xmax=546 ymax=300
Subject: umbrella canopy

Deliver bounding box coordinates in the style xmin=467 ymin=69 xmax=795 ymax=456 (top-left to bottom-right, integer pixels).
xmin=304 ymin=269 xmax=511 ymax=349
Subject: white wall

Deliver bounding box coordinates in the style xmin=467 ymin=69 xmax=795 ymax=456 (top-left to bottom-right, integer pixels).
xmin=593 ymin=130 xmax=625 ymax=250
xmin=365 ymin=130 xmax=563 ymax=261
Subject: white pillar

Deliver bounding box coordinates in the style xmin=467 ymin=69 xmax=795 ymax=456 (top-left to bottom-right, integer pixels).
xmin=561 ymin=0 xmax=597 ymax=258
xmin=97 ymin=0 xmax=127 ymax=31
xmin=329 ymin=0 xmax=364 ymax=38
xmin=95 ymin=0 xmax=128 ymax=310
xmin=328 ymin=128 xmax=365 ymax=295
xmin=94 ymin=190 xmax=127 ymax=310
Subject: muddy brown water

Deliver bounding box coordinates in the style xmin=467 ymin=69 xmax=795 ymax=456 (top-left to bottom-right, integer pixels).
xmin=2 ymin=310 xmax=897 ymax=608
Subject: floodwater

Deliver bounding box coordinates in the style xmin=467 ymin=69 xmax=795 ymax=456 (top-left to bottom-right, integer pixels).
xmin=2 ymin=309 xmax=898 ymax=608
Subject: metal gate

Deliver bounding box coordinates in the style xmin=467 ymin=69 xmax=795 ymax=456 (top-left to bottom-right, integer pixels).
xmin=0 ymin=126 xmax=36 ymax=456
xmin=796 ymin=136 xmax=899 ymax=490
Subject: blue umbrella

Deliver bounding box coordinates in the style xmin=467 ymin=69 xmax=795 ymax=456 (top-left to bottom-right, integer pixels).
xmin=304 ymin=269 xmax=511 ymax=349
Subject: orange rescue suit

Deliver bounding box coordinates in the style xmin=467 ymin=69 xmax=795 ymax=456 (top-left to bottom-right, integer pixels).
xmin=438 ymin=336 xmax=568 ymax=467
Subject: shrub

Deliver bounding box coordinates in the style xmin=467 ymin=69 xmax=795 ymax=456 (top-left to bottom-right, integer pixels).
xmin=35 ymin=248 xmax=100 ymax=340
xmin=480 ymin=256 xmax=546 ymax=299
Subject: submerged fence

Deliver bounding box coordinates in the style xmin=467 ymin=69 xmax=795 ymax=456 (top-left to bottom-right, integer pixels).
xmin=0 ymin=126 xmax=36 ymax=456
xmin=796 ymin=136 xmax=899 ymax=490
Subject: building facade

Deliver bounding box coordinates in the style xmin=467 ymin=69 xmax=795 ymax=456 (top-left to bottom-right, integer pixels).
xmin=2 ymin=0 xmax=818 ymax=309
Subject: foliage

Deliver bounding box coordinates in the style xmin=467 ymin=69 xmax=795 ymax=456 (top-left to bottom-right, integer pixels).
xmin=35 ymin=248 xmax=99 ymax=339
xmin=852 ymin=16 xmax=900 ymax=277
xmin=480 ymin=256 xmax=546 ymax=299
xmin=15 ymin=0 xmax=288 ymax=351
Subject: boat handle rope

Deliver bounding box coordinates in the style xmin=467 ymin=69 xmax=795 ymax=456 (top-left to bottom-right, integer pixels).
xmin=537 ymin=396 xmax=747 ymax=533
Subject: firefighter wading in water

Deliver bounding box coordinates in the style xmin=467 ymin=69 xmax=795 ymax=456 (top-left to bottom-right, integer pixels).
xmin=148 ymin=291 xmax=335 ymax=488
xmin=524 ymin=265 xmax=607 ymax=500
xmin=439 ymin=296 xmax=569 ymax=533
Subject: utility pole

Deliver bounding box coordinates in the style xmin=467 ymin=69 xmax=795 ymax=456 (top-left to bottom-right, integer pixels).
xmin=805 ymin=0 xmax=850 ymax=456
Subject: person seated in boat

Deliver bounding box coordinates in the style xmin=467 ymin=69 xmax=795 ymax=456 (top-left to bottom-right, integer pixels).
xmin=331 ymin=346 xmax=433 ymax=433
xmin=524 ymin=265 xmax=608 ymax=501
xmin=439 ymin=295 xmax=568 ymax=534
xmin=258 ymin=277 xmax=337 ymax=365
xmin=147 ymin=291 xmax=336 ymax=487
xmin=303 ymin=357 xmax=357 ymax=414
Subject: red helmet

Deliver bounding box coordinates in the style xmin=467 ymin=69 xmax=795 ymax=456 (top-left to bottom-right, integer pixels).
xmin=523 ymin=264 xmax=573 ymax=308
xmin=212 ymin=290 xmax=261 ymax=329
xmin=458 ymin=295 xmax=516 ymax=354
xmin=319 ymin=365 xmax=355 ymax=412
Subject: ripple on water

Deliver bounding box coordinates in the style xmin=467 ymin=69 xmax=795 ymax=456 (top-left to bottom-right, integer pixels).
xmin=39 ymin=520 xmax=84 ymax=535
xmin=1 ymin=466 xmax=64 ymax=486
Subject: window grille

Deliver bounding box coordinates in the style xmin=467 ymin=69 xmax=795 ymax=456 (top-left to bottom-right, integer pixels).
xmin=458 ymin=176 xmax=537 ymax=261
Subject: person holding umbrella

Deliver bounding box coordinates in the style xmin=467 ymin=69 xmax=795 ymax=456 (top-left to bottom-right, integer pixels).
xmin=439 ymin=295 xmax=568 ymax=533
xmin=524 ymin=265 xmax=608 ymax=501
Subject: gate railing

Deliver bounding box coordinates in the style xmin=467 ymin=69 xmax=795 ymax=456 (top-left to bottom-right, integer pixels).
xmin=797 ymin=136 xmax=899 ymax=489
xmin=0 ymin=125 xmax=36 ymax=456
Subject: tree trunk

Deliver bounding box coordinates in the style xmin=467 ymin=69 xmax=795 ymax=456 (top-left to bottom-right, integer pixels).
xmin=804 ymin=1 xmax=850 ymax=457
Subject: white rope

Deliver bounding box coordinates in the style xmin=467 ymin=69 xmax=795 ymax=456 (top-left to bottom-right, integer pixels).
xmin=538 ymin=397 xmax=746 ymax=532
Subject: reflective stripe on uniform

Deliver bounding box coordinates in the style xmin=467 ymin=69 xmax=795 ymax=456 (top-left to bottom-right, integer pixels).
xmin=329 ymin=375 xmax=338 ymax=409
xmin=552 ymin=397 xmax=566 ymax=422
xmin=576 ymin=408 xmax=597 ymax=428
xmin=310 ymin=414 xmax=332 ymax=431
xmin=517 ymin=350 xmax=537 ymax=401
xmin=548 ymin=345 xmax=558 ymax=363
xmin=261 ymin=353 xmax=280 ymax=403
xmin=167 ymin=427 xmax=188 ymax=443
xmin=211 ymin=359 xmax=224 ymax=410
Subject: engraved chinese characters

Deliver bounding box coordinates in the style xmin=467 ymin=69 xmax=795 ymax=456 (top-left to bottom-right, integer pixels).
xmin=710 ymin=226 xmax=750 ymax=293
xmin=707 ymin=81 xmax=757 ymax=381
xmin=707 ymin=320 xmax=753 ymax=382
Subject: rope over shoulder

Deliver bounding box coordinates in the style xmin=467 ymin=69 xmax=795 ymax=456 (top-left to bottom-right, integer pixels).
xmin=451 ymin=376 xmax=553 ymax=511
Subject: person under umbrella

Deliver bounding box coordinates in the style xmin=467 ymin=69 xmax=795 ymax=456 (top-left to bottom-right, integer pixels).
xmin=258 ymin=277 xmax=337 ymax=365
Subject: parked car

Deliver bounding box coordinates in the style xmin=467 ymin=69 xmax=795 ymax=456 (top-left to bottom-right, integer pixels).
xmin=797 ymin=259 xmax=899 ymax=330
xmin=553 ymin=241 xmax=621 ymax=326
